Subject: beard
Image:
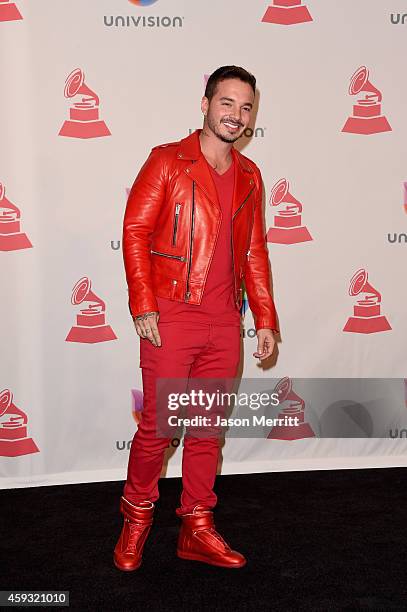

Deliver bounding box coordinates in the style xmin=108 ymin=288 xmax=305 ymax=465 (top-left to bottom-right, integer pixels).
xmin=206 ymin=113 xmax=244 ymax=143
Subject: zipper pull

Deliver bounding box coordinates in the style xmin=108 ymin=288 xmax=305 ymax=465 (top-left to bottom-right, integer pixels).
xmin=172 ymin=203 xmax=182 ymax=246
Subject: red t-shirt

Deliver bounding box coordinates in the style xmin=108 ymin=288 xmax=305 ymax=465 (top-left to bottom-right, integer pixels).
xmin=156 ymin=157 xmax=241 ymax=326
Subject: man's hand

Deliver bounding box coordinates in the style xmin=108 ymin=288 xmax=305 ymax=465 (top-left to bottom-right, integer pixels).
xmin=133 ymin=311 xmax=161 ymax=347
xmin=253 ymin=329 xmax=276 ymax=361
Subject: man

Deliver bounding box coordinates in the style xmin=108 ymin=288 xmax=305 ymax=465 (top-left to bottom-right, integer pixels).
xmin=114 ymin=66 xmax=278 ymax=571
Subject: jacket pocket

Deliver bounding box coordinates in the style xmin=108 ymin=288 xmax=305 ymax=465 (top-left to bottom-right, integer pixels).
xmin=150 ymin=249 xmax=186 ymax=262
xmin=172 ymin=203 xmax=182 ymax=246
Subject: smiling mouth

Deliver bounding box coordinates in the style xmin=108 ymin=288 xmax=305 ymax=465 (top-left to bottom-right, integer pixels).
xmin=222 ymin=121 xmax=241 ymax=130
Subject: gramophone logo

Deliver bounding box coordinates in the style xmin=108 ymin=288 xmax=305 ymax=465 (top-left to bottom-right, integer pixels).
xmin=266 ymin=178 xmax=312 ymax=244
xmin=342 ymin=66 xmax=392 ymax=135
xmin=131 ymin=389 xmax=144 ymax=425
xmin=343 ymin=269 xmax=391 ymax=334
xmin=59 ymin=68 xmax=111 ymax=139
xmin=261 ymin=1 xmax=312 ymax=25
xmin=0 ymin=0 xmax=22 ymax=22
xmin=0 ymin=389 xmax=39 ymax=457
xmin=66 ymin=277 xmax=118 ymax=343
xmin=0 ymin=183 xmax=32 ymax=251
xmin=267 ymin=377 xmax=315 ymax=440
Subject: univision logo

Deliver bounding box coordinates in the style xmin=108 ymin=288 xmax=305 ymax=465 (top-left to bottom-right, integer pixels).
xmin=104 ymin=15 xmax=184 ymax=27
xmin=188 ymin=127 xmax=266 ymax=138
xmin=116 ymin=438 xmax=184 ymax=450
xmin=387 ymin=233 xmax=407 ymax=243
xmin=129 ymin=0 xmax=158 ymax=5
xmin=240 ymin=327 xmax=257 ymax=339
xmin=390 ymin=13 xmax=407 ymax=24
xmin=389 ymin=428 xmax=407 ymax=438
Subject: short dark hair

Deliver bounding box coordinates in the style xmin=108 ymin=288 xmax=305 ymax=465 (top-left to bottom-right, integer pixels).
xmin=204 ymin=65 xmax=256 ymax=101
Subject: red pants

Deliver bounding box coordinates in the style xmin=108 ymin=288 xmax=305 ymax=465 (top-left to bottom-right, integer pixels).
xmin=123 ymin=321 xmax=241 ymax=515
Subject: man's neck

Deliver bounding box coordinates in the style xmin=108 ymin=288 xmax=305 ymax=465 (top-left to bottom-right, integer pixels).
xmin=199 ymin=127 xmax=233 ymax=169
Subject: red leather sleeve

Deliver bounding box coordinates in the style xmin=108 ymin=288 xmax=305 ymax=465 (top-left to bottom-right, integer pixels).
xmin=122 ymin=148 xmax=167 ymax=318
xmin=244 ymin=167 xmax=279 ymax=333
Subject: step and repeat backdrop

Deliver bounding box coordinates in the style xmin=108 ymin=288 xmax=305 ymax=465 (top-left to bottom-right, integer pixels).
xmin=1 ymin=0 xmax=407 ymax=489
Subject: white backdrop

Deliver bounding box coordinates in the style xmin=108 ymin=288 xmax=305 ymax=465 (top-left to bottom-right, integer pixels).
xmin=1 ymin=0 xmax=407 ymax=489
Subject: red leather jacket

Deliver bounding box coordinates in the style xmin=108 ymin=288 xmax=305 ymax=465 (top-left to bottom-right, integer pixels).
xmin=122 ymin=129 xmax=278 ymax=332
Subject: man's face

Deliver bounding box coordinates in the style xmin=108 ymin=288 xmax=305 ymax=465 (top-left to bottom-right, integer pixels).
xmin=202 ymin=78 xmax=255 ymax=143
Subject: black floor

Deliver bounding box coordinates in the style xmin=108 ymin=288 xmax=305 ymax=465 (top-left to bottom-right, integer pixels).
xmin=3 ymin=467 xmax=407 ymax=611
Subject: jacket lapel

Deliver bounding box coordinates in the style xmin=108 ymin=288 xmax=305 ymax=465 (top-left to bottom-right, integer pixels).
xmin=231 ymin=147 xmax=255 ymax=218
xmin=185 ymin=155 xmax=220 ymax=212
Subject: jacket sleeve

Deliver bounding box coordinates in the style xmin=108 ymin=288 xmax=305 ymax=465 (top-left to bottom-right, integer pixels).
xmin=122 ymin=148 xmax=167 ymax=319
xmin=244 ymin=166 xmax=279 ymax=333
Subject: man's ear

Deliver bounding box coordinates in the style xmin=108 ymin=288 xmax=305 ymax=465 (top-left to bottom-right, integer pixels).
xmin=201 ymin=96 xmax=209 ymax=116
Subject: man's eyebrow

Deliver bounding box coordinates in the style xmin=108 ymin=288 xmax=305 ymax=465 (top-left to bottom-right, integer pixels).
xmin=219 ymin=96 xmax=253 ymax=108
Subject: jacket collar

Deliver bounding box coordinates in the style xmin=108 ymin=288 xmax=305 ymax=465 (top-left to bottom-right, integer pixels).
xmin=177 ymin=129 xmax=254 ymax=173
xmin=177 ymin=129 xmax=255 ymax=216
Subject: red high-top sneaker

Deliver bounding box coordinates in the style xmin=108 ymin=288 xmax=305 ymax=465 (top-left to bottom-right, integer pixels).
xmin=177 ymin=504 xmax=246 ymax=568
xmin=113 ymin=497 xmax=154 ymax=571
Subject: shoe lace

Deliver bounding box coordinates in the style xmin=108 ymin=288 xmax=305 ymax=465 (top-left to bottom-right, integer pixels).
xmin=127 ymin=521 xmax=146 ymax=552
xmin=201 ymin=527 xmax=230 ymax=550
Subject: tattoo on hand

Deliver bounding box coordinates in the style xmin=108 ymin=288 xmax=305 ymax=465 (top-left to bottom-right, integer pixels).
xmin=134 ymin=311 xmax=158 ymax=321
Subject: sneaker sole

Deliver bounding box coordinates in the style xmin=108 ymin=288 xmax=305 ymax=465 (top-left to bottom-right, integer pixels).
xmin=177 ymin=550 xmax=246 ymax=568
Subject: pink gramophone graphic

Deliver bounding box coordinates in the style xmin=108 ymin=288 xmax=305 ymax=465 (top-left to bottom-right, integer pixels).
xmin=131 ymin=389 xmax=144 ymax=426
xmin=261 ymin=0 xmax=312 ymax=25
xmin=342 ymin=66 xmax=392 ymax=135
xmin=59 ymin=68 xmax=111 ymax=139
xmin=0 ymin=182 xmax=32 ymax=251
xmin=266 ymin=178 xmax=312 ymax=244
xmin=0 ymin=389 xmax=39 ymax=457
xmin=267 ymin=377 xmax=315 ymax=440
xmin=0 ymin=0 xmax=22 ymax=22
xmin=65 ymin=276 xmax=117 ymax=343
xmin=343 ymin=269 xmax=392 ymax=334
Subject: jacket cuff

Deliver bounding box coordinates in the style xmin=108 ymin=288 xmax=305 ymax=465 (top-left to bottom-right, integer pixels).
xmin=255 ymin=322 xmax=279 ymax=334
xmin=128 ymin=297 xmax=159 ymax=320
